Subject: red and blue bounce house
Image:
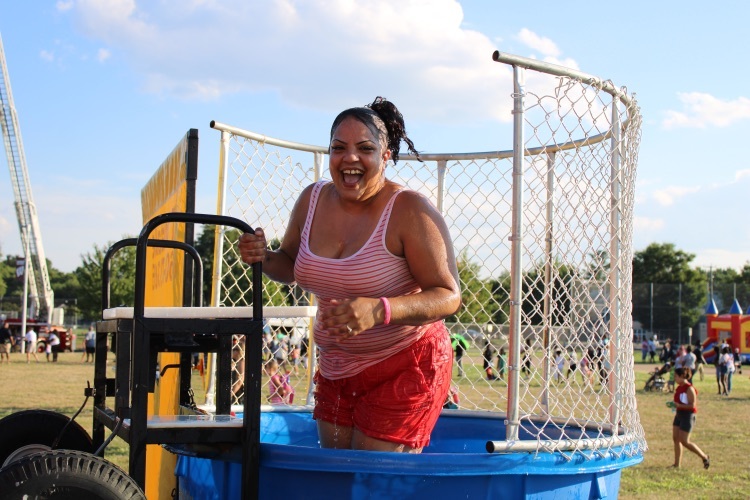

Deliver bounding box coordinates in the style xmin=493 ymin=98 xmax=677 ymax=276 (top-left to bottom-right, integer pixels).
xmin=701 ymin=298 xmax=750 ymax=364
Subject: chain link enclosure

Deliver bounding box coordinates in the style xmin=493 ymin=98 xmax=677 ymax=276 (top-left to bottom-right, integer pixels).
xmin=206 ymin=51 xmax=646 ymax=460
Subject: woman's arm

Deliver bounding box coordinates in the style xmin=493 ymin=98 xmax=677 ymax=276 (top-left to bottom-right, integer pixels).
xmin=388 ymin=190 xmax=462 ymax=324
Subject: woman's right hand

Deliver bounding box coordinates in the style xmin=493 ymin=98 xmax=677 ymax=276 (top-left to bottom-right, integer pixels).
xmin=238 ymin=228 xmax=267 ymax=264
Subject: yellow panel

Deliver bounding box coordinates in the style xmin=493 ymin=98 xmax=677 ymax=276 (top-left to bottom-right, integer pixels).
xmin=140 ymin=134 xmax=190 ymax=499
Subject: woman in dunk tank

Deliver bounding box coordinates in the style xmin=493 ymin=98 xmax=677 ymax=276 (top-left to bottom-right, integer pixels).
xmin=238 ymin=96 xmax=461 ymax=452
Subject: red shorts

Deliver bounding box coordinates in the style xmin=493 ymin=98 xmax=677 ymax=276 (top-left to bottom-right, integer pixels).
xmin=313 ymin=322 xmax=452 ymax=449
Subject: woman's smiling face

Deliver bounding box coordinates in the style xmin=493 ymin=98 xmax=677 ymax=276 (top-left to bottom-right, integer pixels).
xmin=329 ymin=116 xmax=391 ymax=202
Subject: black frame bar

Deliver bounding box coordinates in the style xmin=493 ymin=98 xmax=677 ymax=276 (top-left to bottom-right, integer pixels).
xmin=94 ymin=213 xmax=263 ymax=499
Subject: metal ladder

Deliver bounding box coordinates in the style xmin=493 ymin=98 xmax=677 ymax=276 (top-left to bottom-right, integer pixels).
xmin=0 ymin=33 xmax=54 ymax=321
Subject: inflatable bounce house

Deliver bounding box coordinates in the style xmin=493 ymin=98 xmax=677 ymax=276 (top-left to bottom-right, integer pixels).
xmin=703 ymin=298 xmax=750 ymax=364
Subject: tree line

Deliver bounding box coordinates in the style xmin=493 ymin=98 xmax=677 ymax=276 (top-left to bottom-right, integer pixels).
xmin=1 ymin=234 xmax=748 ymax=336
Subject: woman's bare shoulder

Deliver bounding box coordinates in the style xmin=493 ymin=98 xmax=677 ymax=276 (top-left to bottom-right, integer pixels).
xmin=393 ymin=188 xmax=437 ymax=213
xmin=290 ymin=182 xmax=322 ymax=217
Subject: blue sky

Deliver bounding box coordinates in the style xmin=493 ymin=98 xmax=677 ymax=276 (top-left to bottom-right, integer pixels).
xmin=1 ymin=1 xmax=749 ymax=273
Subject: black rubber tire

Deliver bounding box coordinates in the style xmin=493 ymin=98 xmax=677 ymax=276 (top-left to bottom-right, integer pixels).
xmin=0 ymin=449 xmax=145 ymax=500
xmin=0 ymin=410 xmax=93 ymax=468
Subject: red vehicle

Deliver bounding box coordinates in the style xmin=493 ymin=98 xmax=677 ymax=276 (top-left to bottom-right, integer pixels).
xmin=4 ymin=318 xmax=73 ymax=353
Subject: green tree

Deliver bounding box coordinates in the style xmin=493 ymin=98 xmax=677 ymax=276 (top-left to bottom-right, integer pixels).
xmin=0 ymin=257 xmax=12 ymax=302
xmin=740 ymin=263 xmax=750 ymax=282
xmin=450 ymin=250 xmax=497 ymax=324
xmin=49 ymin=261 xmax=82 ymax=324
xmin=193 ymin=225 xmax=216 ymax=306
xmin=0 ymin=255 xmax=30 ymax=314
xmin=489 ymin=262 xmax=578 ymax=328
xmin=196 ymin=227 xmax=289 ymax=307
xmin=489 ymin=271 xmax=511 ymax=325
xmin=700 ymin=265 xmax=750 ymax=316
xmin=520 ymin=260 xmax=577 ymax=326
xmin=704 ymin=267 xmax=743 ymax=313
xmin=631 ymin=243 xmax=705 ymax=340
xmin=74 ymin=242 xmax=137 ymax=322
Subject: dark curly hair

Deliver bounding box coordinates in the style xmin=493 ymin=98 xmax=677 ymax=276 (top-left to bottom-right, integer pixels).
xmin=329 ymin=96 xmax=421 ymax=164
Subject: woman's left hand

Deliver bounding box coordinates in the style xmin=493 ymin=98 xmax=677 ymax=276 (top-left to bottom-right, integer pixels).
xmin=319 ymin=298 xmax=380 ymax=340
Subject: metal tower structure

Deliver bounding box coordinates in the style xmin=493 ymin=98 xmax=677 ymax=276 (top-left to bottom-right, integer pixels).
xmin=0 ymin=33 xmax=54 ymax=322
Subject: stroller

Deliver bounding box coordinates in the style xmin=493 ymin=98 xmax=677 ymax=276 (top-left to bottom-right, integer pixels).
xmin=644 ymin=362 xmax=671 ymax=392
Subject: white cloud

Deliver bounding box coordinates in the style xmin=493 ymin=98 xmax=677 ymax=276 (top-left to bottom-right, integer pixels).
xmin=652 ymin=185 xmax=701 ymax=206
xmin=691 ymin=249 xmax=750 ymax=271
xmin=517 ymin=28 xmax=561 ymax=58
xmin=39 ymin=50 xmax=55 ymax=62
xmin=56 ymin=1 xmax=74 ymax=11
xmin=34 ymin=186 xmax=142 ymax=271
xmin=67 ymin=0 xmax=521 ymax=123
xmin=663 ymin=92 xmax=750 ymax=129
xmin=633 ymin=216 xmax=664 ymax=232
xmin=96 ymin=48 xmax=111 ymax=62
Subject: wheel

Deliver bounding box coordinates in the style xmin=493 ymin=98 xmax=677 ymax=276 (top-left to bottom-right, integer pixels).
xmin=0 ymin=449 xmax=145 ymax=499
xmin=0 ymin=410 xmax=93 ymax=468
xmin=36 ymin=341 xmax=46 ymax=354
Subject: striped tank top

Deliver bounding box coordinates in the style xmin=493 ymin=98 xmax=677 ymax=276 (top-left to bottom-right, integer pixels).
xmin=294 ymin=181 xmax=428 ymax=380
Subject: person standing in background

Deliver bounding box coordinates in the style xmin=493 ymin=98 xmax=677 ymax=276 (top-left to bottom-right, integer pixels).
xmin=723 ymin=346 xmax=735 ymax=395
xmin=648 ymin=337 xmax=657 ymax=363
xmin=669 ymin=367 xmax=709 ymax=469
xmin=496 ymin=346 xmax=507 ymax=381
xmin=483 ymin=341 xmax=497 ymax=381
xmin=732 ymin=347 xmax=742 ymax=375
xmin=46 ymin=330 xmax=60 ymax=362
xmin=0 ymin=321 xmax=13 ymax=364
xmin=24 ymin=327 xmax=39 ymax=363
xmin=693 ymin=344 xmax=705 ymax=381
xmin=683 ymin=345 xmax=696 ymax=382
xmin=82 ymin=326 xmax=97 ymax=363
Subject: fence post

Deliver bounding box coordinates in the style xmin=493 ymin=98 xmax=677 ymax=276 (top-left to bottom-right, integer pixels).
xmin=541 ymin=152 xmax=555 ymax=415
xmin=506 ymin=64 xmax=525 ymax=442
xmin=608 ymin=95 xmax=622 ymax=430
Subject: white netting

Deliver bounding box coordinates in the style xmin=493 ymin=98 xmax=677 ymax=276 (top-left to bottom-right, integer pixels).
xmin=207 ymin=54 xmax=646 ymax=459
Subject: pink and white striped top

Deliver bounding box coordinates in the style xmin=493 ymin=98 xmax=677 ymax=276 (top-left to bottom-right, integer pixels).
xmin=294 ymin=181 xmax=428 ymax=380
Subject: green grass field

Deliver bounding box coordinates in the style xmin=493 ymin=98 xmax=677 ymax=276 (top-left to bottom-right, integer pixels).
xmin=0 ymin=351 xmax=748 ymax=499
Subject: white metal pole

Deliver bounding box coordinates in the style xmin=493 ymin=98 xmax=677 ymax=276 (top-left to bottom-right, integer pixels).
xmin=608 ymin=96 xmax=623 ymax=431
xmin=20 ymin=227 xmax=29 ymax=354
xmin=541 ymin=153 xmax=555 ymax=415
xmin=205 ymin=129 xmax=232 ymax=407
xmin=506 ymin=65 xmax=525 ymax=442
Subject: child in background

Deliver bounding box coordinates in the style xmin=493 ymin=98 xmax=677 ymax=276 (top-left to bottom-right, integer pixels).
xmin=667 ymin=361 xmax=676 ymax=393
xmin=443 ymin=384 xmax=460 ymax=409
xmin=579 ymin=353 xmax=592 ymax=386
xmin=733 ymin=348 xmax=742 ymax=375
xmin=483 ymin=341 xmax=497 ymax=380
xmin=553 ymin=349 xmax=565 ymax=384
xmin=496 ymin=347 xmax=507 ymax=380
xmin=283 ymin=366 xmax=295 ymax=404
xmin=566 ymin=348 xmax=579 ymax=382
xmin=266 ymin=359 xmax=293 ymax=405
